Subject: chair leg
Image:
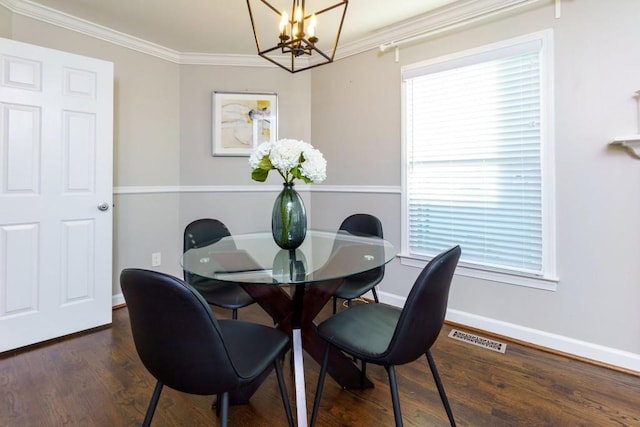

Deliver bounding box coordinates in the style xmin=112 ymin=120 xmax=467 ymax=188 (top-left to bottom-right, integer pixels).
xmin=274 ymin=359 xmax=294 ymax=427
xmin=310 ymin=343 xmax=331 ymax=427
xmin=142 ymin=381 xmax=163 ymax=427
xmin=231 ymin=308 xmax=238 ymax=320
xmin=214 ymin=394 xmax=221 ymax=416
xmin=426 ymin=351 xmax=456 ymax=427
xmin=372 ymin=286 xmax=379 ymax=303
xmin=385 ymin=365 xmax=403 ymax=427
xmin=219 ymin=392 xmax=229 ymax=427
xmin=360 ymin=360 xmax=367 ymax=389
xmin=332 ymin=296 xmax=338 ymax=314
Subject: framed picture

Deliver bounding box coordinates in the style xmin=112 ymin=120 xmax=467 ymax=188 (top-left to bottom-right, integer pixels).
xmin=212 ymin=91 xmax=278 ymax=156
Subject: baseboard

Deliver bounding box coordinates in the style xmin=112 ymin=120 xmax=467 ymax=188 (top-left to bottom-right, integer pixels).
xmin=378 ymin=290 xmax=407 ymax=308
xmin=112 ymin=293 xmax=125 ymax=307
xmin=378 ymin=290 xmax=640 ymax=374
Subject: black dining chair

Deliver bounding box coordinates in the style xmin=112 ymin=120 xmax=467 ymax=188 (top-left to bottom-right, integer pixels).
xmin=310 ymin=245 xmax=461 ymax=427
xmin=184 ymin=218 xmax=255 ymax=319
xmin=120 ymin=268 xmax=294 ymax=427
xmin=331 ymin=213 xmax=385 ymax=314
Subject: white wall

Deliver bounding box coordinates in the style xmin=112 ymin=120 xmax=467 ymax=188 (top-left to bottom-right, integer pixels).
xmin=309 ymin=0 xmax=640 ymax=371
xmin=3 ymin=0 xmax=639 ymax=371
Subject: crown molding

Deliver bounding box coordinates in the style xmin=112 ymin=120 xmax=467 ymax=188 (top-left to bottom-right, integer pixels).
xmin=178 ymin=52 xmax=312 ymax=69
xmin=0 ymin=0 xmax=183 ymax=62
xmin=1 ymin=0 xmax=545 ymax=67
xmin=335 ymin=0 xmax=545 ymax=60
xmin=178 ymin=52 xmax=272 ymax=67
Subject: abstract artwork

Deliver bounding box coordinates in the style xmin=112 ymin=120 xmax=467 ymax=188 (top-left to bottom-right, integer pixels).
xmin=212 ymin=91 xmax=278 ymax=156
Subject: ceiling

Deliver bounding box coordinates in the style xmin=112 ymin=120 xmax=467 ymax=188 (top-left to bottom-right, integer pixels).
xmin=21 ymin=0 xmax=460 ymax=55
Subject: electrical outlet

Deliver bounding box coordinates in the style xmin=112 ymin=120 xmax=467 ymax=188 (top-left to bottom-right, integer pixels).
xmin=151 ymin=252 xmax=161 ymax=267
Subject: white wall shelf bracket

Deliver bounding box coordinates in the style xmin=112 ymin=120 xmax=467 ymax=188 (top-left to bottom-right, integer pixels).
xmin=610 ymin=136 xmax=640 ymax=159
xmin=610 ymin=90 xmax=640 ymax=159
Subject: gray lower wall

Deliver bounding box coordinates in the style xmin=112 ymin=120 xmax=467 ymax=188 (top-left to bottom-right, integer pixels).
xmin=113 ymin=192 xmax=181 ymax=281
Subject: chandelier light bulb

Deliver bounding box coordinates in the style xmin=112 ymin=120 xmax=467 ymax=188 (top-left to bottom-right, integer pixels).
xmin=294 ymin=5 xmax=303 ymax=23
xmin=279 ymin=11 xmax=289 ymax=35
xmin=308 ymin=14 xmax=317 ymax=38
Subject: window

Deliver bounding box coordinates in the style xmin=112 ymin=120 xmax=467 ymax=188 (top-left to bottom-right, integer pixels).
xmin=401 ymin=30 xmax=557 ymax=289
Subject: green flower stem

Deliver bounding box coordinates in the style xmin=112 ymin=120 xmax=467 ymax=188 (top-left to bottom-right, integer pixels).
xmin=278 ymin=169 xmax=293 ymax=184
xmin=278 ymin=189 xmax=293 ymax=242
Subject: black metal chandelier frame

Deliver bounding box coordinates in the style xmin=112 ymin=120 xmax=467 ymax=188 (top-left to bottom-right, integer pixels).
xmin=246 ymin=0 xmax=349 ymax=73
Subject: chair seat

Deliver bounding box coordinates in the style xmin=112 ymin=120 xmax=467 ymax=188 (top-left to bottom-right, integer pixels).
xmin=219 ymin=319 xmax=289 ymax=380
xmin=191 ymin=279 xmax=255 ymax=310
xmin=333 ymin=271 xmax=383 ymax=300
xmin=317 ymin=303 xmax=400 ymax=362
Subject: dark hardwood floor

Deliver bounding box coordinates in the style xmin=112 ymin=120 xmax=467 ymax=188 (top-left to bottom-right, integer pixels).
xmin=1 ymin=301 xmax=639 ymax=426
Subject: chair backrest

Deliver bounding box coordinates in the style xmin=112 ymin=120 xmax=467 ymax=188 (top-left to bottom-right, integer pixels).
xmin=384 ymin=245 xmax=461 ymax=365
xmin=184 ymin=218 xmax=232 ymax=251
xmin=339 ymin=213 xmax=383 ymax=239
xmin=337 ymin=213 xmax=385 ymax=281
xmin=183 ymin=218 xmax=235 ymax=283
xmin=120 ymin=268 xmax=240 ymax=395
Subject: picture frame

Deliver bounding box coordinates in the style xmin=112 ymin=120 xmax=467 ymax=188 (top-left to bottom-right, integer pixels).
xmin=212 ymin=91 xmax=278 ymax=156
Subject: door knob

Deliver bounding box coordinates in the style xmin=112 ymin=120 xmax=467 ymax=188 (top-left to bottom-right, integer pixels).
xmin=97 ymin=202 xmax=110 ymax=211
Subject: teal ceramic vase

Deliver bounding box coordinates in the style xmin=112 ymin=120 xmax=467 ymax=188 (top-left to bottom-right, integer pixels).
xmin=271 ymin=183 xmax=307 ymax=249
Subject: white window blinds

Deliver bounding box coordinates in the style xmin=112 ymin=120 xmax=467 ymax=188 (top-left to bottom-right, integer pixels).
xmin=403 ymin=35 xmax=551 ymax=277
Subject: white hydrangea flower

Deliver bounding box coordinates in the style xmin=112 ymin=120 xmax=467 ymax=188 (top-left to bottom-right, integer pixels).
xmin=249 ymin=138 xmax=326 ymax=184
xmin=269 ymin=139 xmax=304 ymax=173
xmin=248 ymin=141 xmax=272 ymax=169
xmin=300 ymin=146 xmax=327 ymax=183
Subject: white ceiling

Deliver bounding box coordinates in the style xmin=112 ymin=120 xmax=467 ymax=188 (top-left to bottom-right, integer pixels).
xmin=22 ymin=0 xmax=459 ymax=54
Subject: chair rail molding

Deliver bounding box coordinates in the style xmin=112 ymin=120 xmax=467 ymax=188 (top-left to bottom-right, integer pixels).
xmin=113 ymin=185 xmax=402 ymax=195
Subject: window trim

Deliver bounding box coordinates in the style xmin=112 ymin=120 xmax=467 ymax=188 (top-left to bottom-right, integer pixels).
xmin=400 ymin=29 xmax=557 ymax=290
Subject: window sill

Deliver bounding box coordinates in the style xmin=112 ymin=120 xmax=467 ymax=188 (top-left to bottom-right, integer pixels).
xmin=398 ymin=254 xmax=558 ymax=291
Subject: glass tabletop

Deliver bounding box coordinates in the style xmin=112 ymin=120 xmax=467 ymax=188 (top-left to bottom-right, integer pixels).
xmin=181 ymin=229 xmax=396 ymax=285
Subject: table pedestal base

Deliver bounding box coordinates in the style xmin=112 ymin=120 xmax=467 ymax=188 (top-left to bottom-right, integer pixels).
xmin=292 ymin=328 xmax=308 ymax=427
xmin=228 ymin=280 xmax=373 ymax=426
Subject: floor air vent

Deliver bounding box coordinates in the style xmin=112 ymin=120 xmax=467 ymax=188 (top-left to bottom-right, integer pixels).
xmin=448 ymin=329 xmax=507 ymax=353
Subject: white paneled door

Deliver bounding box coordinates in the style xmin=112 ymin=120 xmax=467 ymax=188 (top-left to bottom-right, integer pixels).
xmin=0 ymin=38 xmax=114 ymax=352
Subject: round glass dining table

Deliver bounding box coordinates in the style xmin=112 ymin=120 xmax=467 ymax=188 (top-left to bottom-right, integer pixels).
xmin=181 ymin=229 xmax=396 ymax=426
xmin=181 ymin=229 xmax=395 ymax=286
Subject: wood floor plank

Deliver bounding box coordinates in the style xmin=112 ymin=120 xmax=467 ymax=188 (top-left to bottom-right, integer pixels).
xmin=1 ymin=302 xmax=638 ymax=426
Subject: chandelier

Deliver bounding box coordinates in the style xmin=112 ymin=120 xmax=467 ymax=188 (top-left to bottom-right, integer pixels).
xmin=246 ymin=0 xmax=349 ymax=73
